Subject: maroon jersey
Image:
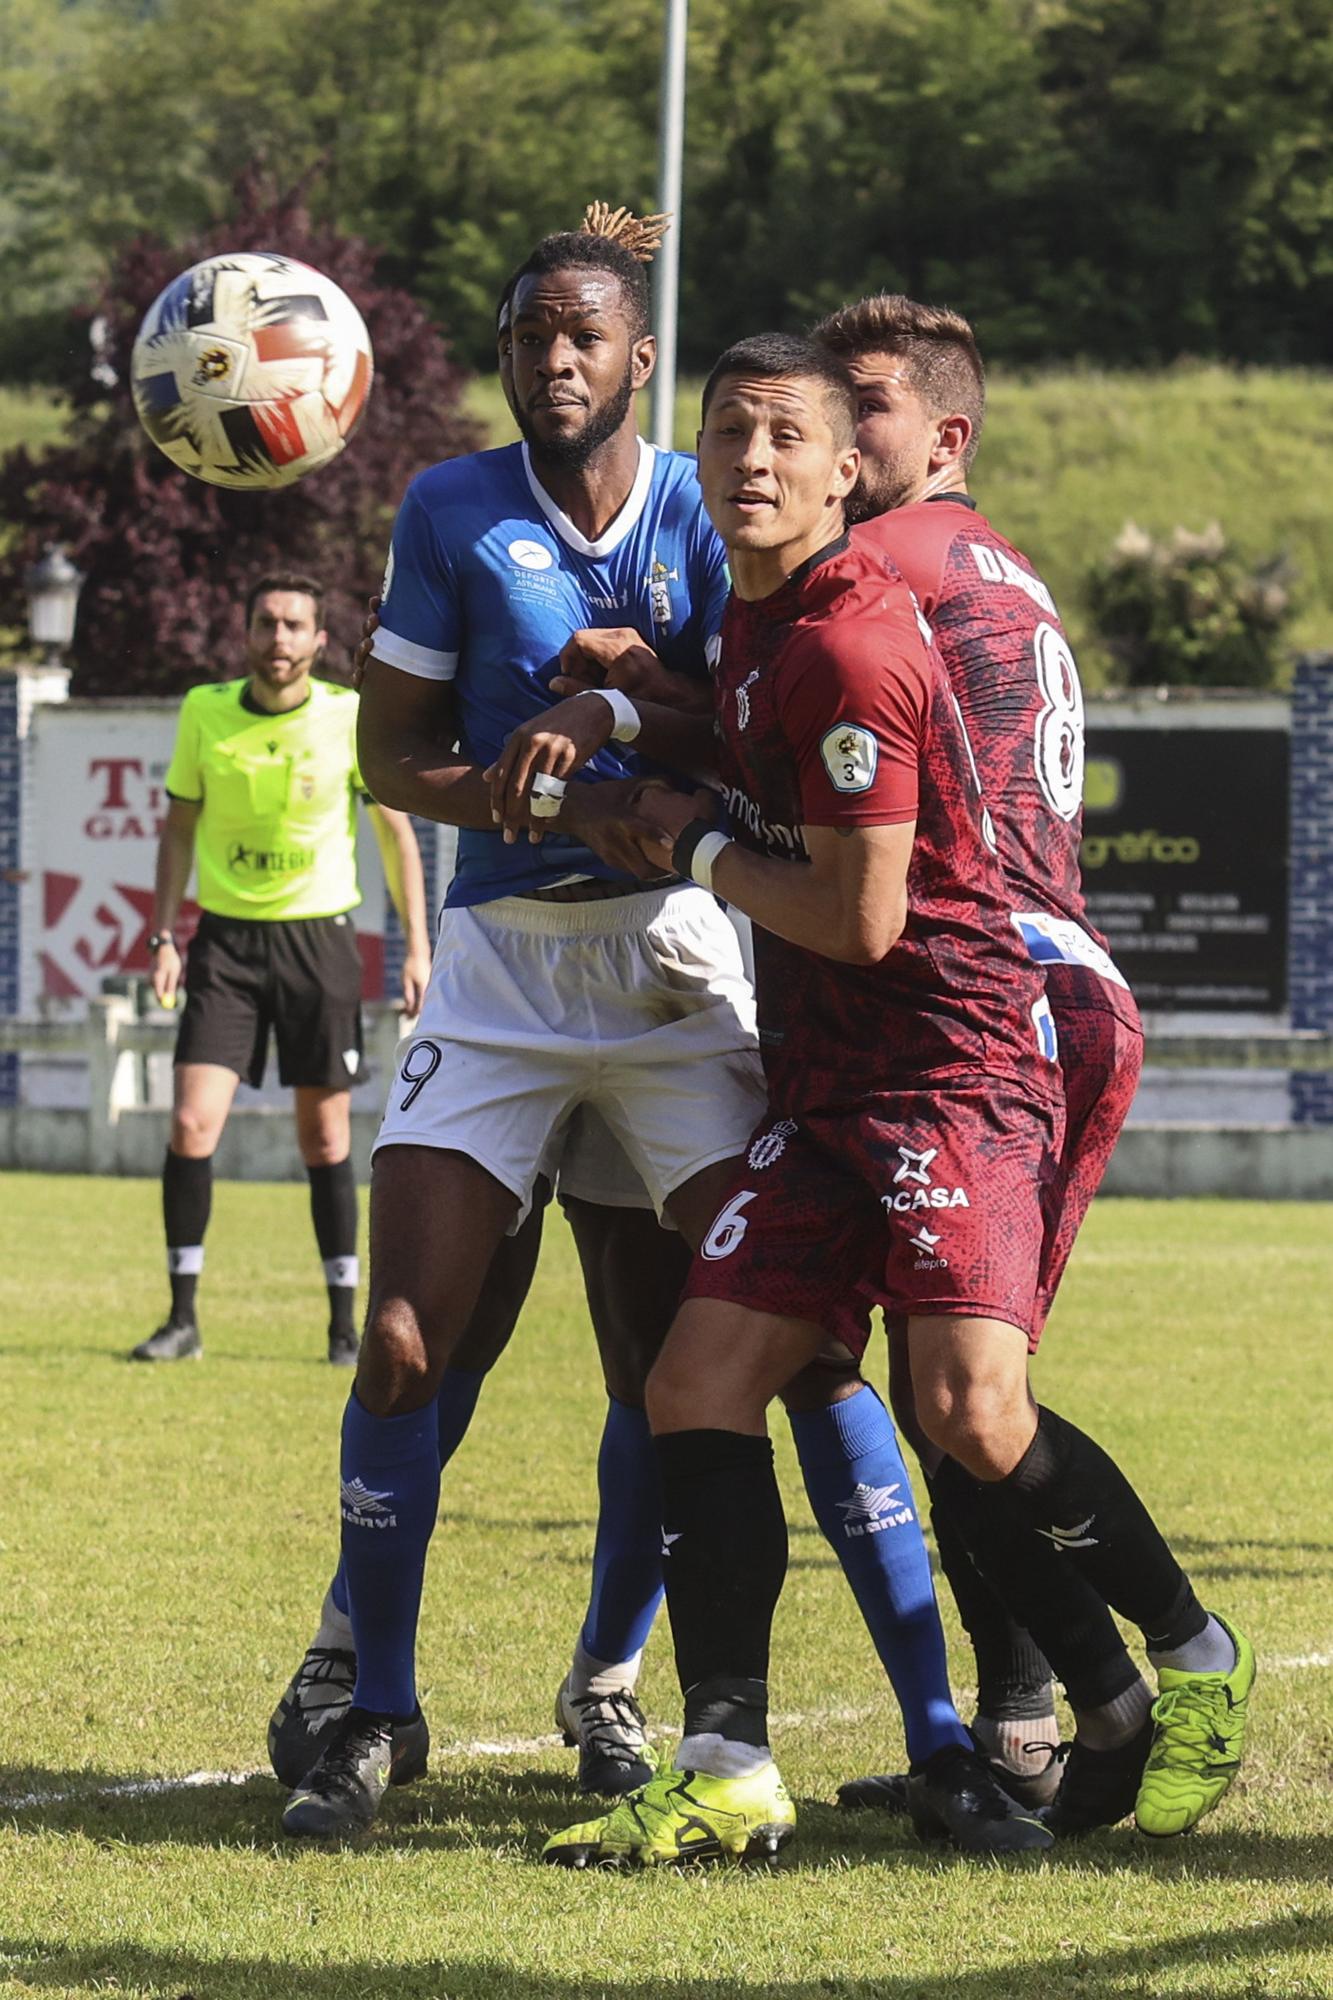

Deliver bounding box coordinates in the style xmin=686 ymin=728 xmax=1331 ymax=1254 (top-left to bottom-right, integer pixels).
xmin=855 ymin=499 xmax=1133 ymax=1014
xmin=714 ymin=535 xmax=1055 ymax=1115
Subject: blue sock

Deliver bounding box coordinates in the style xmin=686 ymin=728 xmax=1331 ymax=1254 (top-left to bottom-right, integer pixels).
xmin=339 ymin=1392 xmax=440 ymax=1719
xmin=330 ymin=1366 xmax=485 ymax=1618
xmin=789 ymin=1385 xmax=970 ymax=1765
xmin=580 ymin=1397 xmax=664 ymax=1667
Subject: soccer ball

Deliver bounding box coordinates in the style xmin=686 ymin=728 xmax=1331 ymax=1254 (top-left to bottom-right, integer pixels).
xmin=130 ymin=252 xmax=374 ymax=490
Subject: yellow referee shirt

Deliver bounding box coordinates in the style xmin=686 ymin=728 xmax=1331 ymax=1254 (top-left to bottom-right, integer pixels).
xmin=165 ymin=678 xmax=368 ymax=920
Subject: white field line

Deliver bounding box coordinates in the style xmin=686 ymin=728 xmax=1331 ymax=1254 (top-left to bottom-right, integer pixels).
xmin=2 ymin=1666 xmax=1327 ymax=1815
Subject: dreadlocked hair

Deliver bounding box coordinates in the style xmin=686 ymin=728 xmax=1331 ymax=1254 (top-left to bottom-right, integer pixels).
xmin=500 ymin=228 xmax=652 ymax=340
xmin=812 ymin=294 xmax=986 ymax=465
xmin=581 ymin=200 xmax=671 ymax=264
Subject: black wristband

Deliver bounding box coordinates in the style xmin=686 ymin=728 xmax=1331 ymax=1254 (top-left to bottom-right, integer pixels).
xmin=147 ymin=931 xmax=175 ymax=952
xmin=671 ymin=816 xmax=722 ymax=880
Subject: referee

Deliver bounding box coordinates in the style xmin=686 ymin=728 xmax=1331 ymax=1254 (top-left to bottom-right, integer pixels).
xmin=133 ymin=572 xmax=431 ymax=1366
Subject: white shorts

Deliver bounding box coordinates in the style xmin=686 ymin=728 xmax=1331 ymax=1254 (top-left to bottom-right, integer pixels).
xmin=553 ymin=1105 xmax=653 ymax=1210
xmin=374 ymin=885 xmax=764 ymax=1222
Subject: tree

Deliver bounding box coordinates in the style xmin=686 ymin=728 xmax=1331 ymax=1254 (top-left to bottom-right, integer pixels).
xmin=0 ymin=168 xmax=480 ymax=695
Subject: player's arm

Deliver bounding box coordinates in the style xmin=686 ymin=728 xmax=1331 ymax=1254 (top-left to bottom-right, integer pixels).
xmin=357 ymin=660 xmax=498 ymax=831
xmin=550 ymin=627 xmax=713 ymax=713
xmin=366 ymin=803 xmax=432 ymax=1014
xmin=485 ymin=688 xmax=718 ymax=841
xmin=632 ymin=793 xmax=914 ymax=964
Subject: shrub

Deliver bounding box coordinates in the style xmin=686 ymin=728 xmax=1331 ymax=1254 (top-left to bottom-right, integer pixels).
xmin=1084 ymin=520 xmax=1294 ymax=689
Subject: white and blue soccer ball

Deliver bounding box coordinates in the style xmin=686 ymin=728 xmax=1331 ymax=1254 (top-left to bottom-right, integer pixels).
xmin=130 ymin=252 xmax=374 ymax=491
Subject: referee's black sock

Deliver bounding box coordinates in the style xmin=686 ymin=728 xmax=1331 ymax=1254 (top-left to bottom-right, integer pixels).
xmin=657 ymin=1429 xmax=787 ymax=1775
xmin=163 ymin=1147 xmax=212 ymax=1325
xmin=308 ymin=1157 xmax=359 ymax=1334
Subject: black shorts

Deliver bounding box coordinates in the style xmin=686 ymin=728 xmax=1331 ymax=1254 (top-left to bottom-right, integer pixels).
xmin=175 ymin=911 xmax=364 ymax=1090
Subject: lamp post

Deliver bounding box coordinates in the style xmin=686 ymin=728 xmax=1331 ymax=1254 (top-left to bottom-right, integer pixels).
xmin=25 ymin=545 xmax=85 ymax=667
xmin=650 ymin=0 xmax=688 ymax=451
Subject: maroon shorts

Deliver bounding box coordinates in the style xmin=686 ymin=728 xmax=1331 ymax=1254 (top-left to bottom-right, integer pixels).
xmin=1031 ymin=967 xmax=1143 ymax=1338
xmin=682 ymin=1079 xmax=1064 ymax=1358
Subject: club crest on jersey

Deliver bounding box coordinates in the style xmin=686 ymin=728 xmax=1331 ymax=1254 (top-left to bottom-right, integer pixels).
xmin=735 ymin=668 xmax=760 ymax=731
xmin=747 ymin=1119 xmax=797 ymax=1170
xmin=820 ymin=723 xmax=878 ymax=794
xmin=646 ymin=558 xmax=678 ymax=627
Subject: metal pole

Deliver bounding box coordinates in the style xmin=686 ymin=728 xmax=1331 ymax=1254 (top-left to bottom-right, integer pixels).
xmin=651 ymin=0 xmax=688 ymax=451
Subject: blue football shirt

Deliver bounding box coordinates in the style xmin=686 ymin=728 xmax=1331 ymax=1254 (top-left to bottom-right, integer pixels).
xmin=374 ymin=438 xmax=729 ymax=906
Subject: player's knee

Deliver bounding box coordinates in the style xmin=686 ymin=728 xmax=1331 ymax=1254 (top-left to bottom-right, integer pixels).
xmin=915 ymin=1375 xmax=1022 ymax=1479
xmin=358 ymin=1296 xmax=437 ymax=1414
xmin=299 ymin=1133 xmax=347 ymax=1170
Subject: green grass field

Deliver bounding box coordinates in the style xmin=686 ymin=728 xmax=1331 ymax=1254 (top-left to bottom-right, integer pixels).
xmin=2 ymin=1175 xmax=1330 ymax=1998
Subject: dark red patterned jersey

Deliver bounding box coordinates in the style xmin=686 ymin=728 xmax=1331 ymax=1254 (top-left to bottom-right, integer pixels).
xmin=714 ymin=535 xmax=1057 ymax=1114
xmin=855 ymin=499 xmax=1134 ymax=1016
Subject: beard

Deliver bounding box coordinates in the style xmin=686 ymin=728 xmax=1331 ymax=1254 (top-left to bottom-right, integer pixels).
xmin=517 ymin=360 xmax=636 ymax=471
xmin=844 ymin=457 xmax=914 ymax=525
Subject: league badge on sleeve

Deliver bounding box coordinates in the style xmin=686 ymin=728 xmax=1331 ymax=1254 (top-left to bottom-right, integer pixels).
xmin=820 ymin=724 xmax=878 ymax=794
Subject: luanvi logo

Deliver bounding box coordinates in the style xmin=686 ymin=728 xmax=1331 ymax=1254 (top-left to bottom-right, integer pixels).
xmin=340 ymin=1477 xmax=397 ymax=1529
xmin=836 ymin=1481 xmax=915 ymax=1538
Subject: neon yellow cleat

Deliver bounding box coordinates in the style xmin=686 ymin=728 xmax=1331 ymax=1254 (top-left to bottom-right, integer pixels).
xmin=1135 ymin=1618 xmax=1255 ymax=1838
xmin=541 ymin=1760 xmax=796 ymax=1869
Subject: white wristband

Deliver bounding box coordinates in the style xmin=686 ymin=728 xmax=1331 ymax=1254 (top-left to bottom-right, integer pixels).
xmin=578 ymin=685 xmax=641 ymax=742
xmin=689 ymin=831 xmax=732 ymax=893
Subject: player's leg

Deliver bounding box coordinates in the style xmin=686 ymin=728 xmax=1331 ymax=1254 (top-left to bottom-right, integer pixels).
xmin=294 ymin=1085 xmax=359 ymax=1365
xmin=912 ymin=1316 xmax=1253 ymax=1836
xmin=132 ymin=915 xmax=265 ymax=1360
xmin=282 ymin=1144 xmax=521 ymax=1836
xmin=782 ymin=1332 xmax=976 ymax=1775
xmin=555 ymin=1189 xmax=690 ymax=1794
xmin=267 ymin=1183 xmax=549 ymax=1789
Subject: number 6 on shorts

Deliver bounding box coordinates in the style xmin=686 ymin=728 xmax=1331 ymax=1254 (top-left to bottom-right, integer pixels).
xmin=701 ymin=1188 xmax=759 ymax=1261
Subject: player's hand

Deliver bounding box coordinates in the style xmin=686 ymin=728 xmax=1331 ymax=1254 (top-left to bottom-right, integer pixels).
xmin=552 ymin=627 xmax=704 ymax=710
xmin=629 ymin=784 xmax=717 ymax=874
xmin=151 ymin=939 xmax=182 ymax=1007
xmin=400 ymin=945 xmax=431 ymax=1019
xmin=350 ymin=595 xmax=381 ymax=690
xmin=484 ymin=695 xmax=617 ymax=844
xmin=556 ymin=777 xmax=681 ymax=879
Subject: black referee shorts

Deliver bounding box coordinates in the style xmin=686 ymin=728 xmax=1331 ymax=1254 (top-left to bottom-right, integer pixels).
xmin=176 ymin=911 xmax=365 ymax=1090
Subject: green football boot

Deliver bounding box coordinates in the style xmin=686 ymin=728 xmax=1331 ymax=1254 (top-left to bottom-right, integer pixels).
xmin=542 ymin=1760 xmax=796 ymax=1869
xmin=1135 ymin=1618 xmax=1255 ymax=1838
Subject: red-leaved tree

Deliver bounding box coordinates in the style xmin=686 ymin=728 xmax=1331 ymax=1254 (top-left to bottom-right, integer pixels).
xmin=0 ymin=169 xmax=481 ymax=695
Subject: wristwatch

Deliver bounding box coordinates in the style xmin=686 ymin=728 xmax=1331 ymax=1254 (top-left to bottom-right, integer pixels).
xmin=147 ymin=931 xmax=175 ymax=952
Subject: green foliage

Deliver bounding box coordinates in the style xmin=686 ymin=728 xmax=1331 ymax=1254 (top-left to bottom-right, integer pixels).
xmin=1084 ymin=520 xmax=1293 ymax=688
xmin=2 ymin=1 xmax=1332 ymax=375
xmin=2 ymin=1174 xmax=1332 ymax=1996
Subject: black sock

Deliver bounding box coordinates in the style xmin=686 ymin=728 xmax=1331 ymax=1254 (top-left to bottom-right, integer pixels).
xmin=927 ymin=1481 xmax=1053 ymax=1719
xmin=163 ymin=1148 xmax=211 ymax=1324
xmin=656 ymin=1429 xmax=787 ymax=1744
xmin=931 ymin=1454 xmax=1140 ymax=1711
xmin=998 ymin=1405 xmax=1207 ymax=1654
xmin=308 ymin=1158 xmax=359 ymax=1334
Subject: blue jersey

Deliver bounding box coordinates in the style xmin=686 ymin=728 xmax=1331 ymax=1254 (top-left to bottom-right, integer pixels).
xmin=374 ymin=438 xmax=729 ymax=906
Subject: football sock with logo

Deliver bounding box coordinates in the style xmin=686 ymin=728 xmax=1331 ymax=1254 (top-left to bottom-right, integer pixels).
xmin=790 ymin=1387 xmax=970 ymax=1765
xmin=926 ymin=1477 xmax=1055 ymax=1722
xmin=339 ymin=1391 xmax=440 ymax=1720
xmin=329 ymin=1365 xmax=487 ymax=1620
xmin=307 ymin=1158 xmax=359 ymax=1336
xmin=579 ymin=1397 xmax=664 ymax=1677
xmin=656 ymin=1429 xmax=786 ymax=1777
xmin=930 ymin=1453 xmax=1142 ymax=1713
xmin=163 ymin=1148 xmax=211 ymax=1324
xmin=995 ymin=1405 xmax=1212 ymax=1656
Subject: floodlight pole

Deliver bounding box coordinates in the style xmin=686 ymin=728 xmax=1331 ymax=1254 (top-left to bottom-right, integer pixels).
xmin=651 ymin=0 xmax=688 ymax=451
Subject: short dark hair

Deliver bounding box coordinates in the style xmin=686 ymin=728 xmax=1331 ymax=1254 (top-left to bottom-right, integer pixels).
xmin=700 ymin=332 xmax=858 ymax=449
xmin=812 ymin=294 xmax=986 ymax=466
xmin=244 ymin=572 xmax=325 ymax=627
xmin=500 ymin=231 xmax=651 ymax=341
